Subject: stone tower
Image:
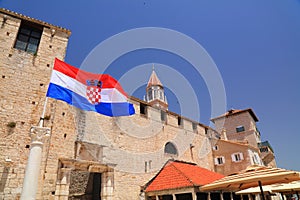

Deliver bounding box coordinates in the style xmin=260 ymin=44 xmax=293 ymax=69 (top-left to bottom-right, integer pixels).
xmin=145 ymin=69 xmax=168 ymax=110
xmin=0 ymin=8 xmax=74 ymax=199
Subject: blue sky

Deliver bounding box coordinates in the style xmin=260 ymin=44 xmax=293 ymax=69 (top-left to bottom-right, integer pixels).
xmin=1 ymin=0 xmax=299 ymax=171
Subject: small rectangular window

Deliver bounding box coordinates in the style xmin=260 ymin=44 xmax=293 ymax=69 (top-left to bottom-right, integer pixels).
xmin=178 ymin=116 xmax=182 ymax=126
xmin=236 ymin=126 xmax=245 ymax=133
xmin=213 ymin=145 xmax=218 ymax=151
xmin=192 ymin=122 xmax=197 ymax=132
xmin=161 ymin=110 xmax=167 ymax=122
xmin=260 ymin=147 xmax=269 ymax=153
xmin=214 ymin=156 xmax=225 ymax=165
xmin=231 ymin=153 xmax=244 ymax=162
xmin=14 ymin=21 xmax=42 ymax=54
xmin=253 ymin=154 xmax=260 ymax=165
xmin=140 ymin=103 xmax=147 ymax=115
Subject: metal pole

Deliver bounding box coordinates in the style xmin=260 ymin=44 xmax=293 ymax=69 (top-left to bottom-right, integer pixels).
xmin=258 ymin=181 xmax=266 ymax=200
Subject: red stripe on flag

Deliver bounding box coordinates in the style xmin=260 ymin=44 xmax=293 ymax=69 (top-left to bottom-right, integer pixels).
xmin=53 ymin=58 xmax=128 ymax=97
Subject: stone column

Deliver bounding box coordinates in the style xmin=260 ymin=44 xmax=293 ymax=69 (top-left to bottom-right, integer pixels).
xmin=20 ymin=126 xmax=51 ymax=200
xmin=54 ymin=168 xmax=72 ymax=200
xmin=102 ymin=171 xmax=114 ymax=200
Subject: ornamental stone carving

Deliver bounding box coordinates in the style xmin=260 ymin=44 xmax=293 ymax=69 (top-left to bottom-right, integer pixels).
xmin=29 ymin=126 xmax=51 ymax=144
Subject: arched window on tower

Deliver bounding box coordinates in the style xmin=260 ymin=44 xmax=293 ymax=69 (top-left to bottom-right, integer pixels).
xmin=164 ymin=142 xmax=178 ymax=157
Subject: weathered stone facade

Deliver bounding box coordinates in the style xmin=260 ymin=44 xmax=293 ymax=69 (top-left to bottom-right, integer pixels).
xmin=0 ymin=8 xmax=74 ymax=200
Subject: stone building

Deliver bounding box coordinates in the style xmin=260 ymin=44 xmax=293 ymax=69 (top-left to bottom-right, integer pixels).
xmin=210 ymin=109 xmax=276 ymax=175
xmin=0 ymin=8 xmax=276 ymax=200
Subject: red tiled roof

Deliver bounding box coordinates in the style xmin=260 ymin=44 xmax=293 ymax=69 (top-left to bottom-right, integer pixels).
xmin=145 ymin=160 xmax=224 ymax=192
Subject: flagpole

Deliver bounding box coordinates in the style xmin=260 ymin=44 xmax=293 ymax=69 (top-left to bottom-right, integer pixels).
xmin=20 ymin=97 xmax=51 ymax=200
xmin=39 ymin=97 xmax=48 ymax=127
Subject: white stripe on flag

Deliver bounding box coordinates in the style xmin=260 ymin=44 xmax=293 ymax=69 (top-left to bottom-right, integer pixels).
xmin=50 ymin=70 xmax=128 ymax=103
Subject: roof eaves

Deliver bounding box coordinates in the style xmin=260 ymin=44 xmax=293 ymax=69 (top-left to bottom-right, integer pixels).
xmin=210 ymin=108 xmax=259 ymax=122
xmin=0 ymin=8 xmax=71 ymax=36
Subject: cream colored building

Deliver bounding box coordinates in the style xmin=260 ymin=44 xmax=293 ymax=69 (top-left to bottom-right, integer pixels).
xmin=0 ymin=8 xmax=276 ymax=200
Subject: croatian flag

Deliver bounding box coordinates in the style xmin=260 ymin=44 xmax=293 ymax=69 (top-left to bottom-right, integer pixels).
xmin=46 ymin=58 xmax=135 ymax=117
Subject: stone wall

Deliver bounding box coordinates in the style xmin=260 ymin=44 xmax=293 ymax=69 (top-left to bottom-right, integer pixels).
xmin=0 ymin=10 xmax=74 ymax=199
xmin=212 ymin=140 xmax=255 ymax=175
xmin=213 ymin=111 xmax=261 ymax=147
xmin=76 ymin=100 xmax=215 ymax=199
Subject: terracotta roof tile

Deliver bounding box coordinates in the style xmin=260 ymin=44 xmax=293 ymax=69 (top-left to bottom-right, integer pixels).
xmin=145 ymin=160 xmax=224 ymax=192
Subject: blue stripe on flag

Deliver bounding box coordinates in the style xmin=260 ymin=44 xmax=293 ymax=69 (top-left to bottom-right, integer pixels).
xmin=46 ymin=83 xmax=135 ymax=117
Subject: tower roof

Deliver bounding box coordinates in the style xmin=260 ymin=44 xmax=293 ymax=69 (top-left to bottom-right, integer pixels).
xmin=147 ymin=70 xmax=163 ymax=88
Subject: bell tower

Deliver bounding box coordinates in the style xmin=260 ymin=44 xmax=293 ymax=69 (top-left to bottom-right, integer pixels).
xmin=145 ymin=69 xmax=168 ymax=110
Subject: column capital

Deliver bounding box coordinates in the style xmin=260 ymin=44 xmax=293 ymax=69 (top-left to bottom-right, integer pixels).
xmin=30 ymin=126 xmax=51 ymax=144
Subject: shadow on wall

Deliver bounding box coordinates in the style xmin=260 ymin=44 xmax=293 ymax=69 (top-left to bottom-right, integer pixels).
xmin=0 ymin=167 xmax=10 ymax=193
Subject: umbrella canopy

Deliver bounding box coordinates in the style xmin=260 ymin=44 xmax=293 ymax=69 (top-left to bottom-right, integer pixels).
xmin=235 ymin=185 xmax=273 ymax=194
xmin=271 ymin=181 xmax=300 ymax=193
xmin=200 ymin=165 xmax=300 ymax=192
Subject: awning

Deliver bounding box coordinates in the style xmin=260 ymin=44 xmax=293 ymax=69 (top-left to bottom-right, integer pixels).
xmin=236 ymin=185 xmax=273 ymax=194
xmin=235 ymin=181 xmax=300 ymax=198
xmin=271 ymin=181 xmax=300 ymax=193
xmin=200 ymin=166 xmax=300 ymax=192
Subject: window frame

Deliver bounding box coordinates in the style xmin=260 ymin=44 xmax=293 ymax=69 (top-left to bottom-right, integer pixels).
xmin=177 ymin=116 xmax=183 ymax=127
xmin=14 ymin=21 xmax=43 ymax=54
xmin=213 ymin=145 xmax=219 ymax=151
xmin=214 ymin=156 xmax=225 ymax=165
xmin=231 ymin=152 xmax=244 ymax=162
xmin=236 ymin=125 xmax=245 ymax=133
xmin=161 ymin=110 xmax=167 ymax=122
xmin=164 ymin=142 xmax=178 ymax=156
xmin=140 ymin=103 xmax=147 ymax=116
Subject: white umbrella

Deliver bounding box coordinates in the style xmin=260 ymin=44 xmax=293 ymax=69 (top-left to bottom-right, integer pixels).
xmin=236 ymin=185 xmax=273 ymax=194
xmin=271 ymin=181 xmax=300 ymax=193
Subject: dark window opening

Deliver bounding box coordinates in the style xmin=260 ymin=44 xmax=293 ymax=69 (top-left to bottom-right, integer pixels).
xmin=140 ymin=103 xmax=147 ymax=115
xmin=192 ymin=122 xmax=197 ymax=131
xmin=164 ymin=142 xmax=178 ymax=156
xmin=14 ymin=21 xmax=42 ymax=54
xmin=210 ymin=192 xmax=221 ymax=200
xmin=176 ymin=193 xmax=193 ymax=200
xmin=205 ymin=128 xmax=208 ymax=135
xmin=260 ymin=147 xmax=269 ymax=153
xmin=178 ymin=116 xmax=182 ymax=126
xmin=161 ymin=110 xmax=167 ymax=122
xmin=197 ymin=192 xmax=208 ymax=200
xmin=223 ymin=192 xmax=231 ymax=200
xmin=217 ymin=157 xmax=224 ymax=164
xmin=162 ymin=195 xmax=173 ymax=200
xmin=236 ymin=126 xmax=245 ymax=133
